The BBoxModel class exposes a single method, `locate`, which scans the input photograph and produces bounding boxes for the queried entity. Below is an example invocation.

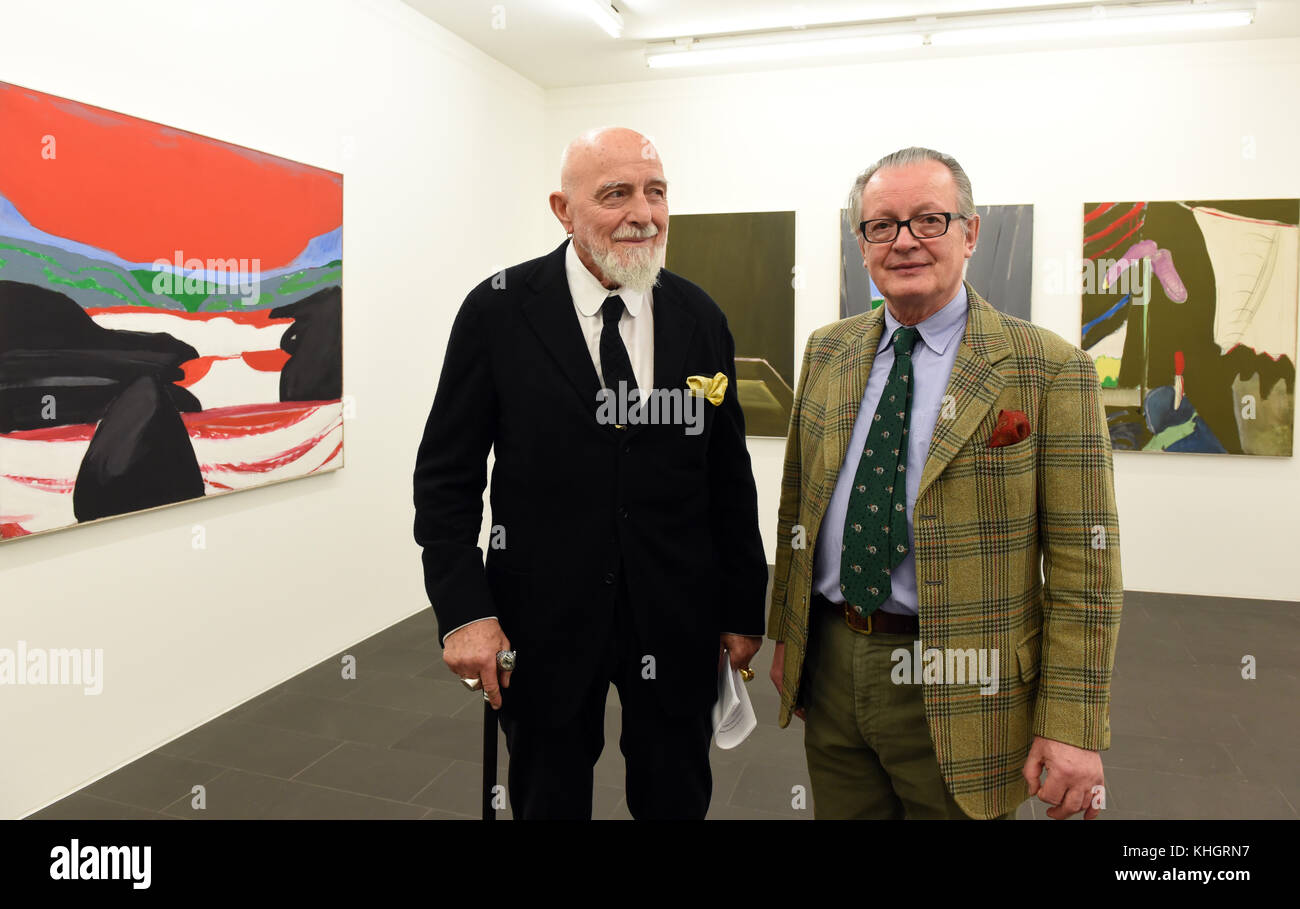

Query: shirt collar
[878,283,968,357]
[565,239,649,318]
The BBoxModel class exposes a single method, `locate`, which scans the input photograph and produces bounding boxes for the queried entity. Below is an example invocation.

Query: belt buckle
[843,604,873,635]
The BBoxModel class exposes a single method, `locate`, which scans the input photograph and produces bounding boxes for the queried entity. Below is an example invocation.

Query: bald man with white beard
[413,128,768,819]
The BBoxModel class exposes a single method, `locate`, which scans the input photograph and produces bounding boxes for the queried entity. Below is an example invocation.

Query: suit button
[603,572,616,585]
[619,507,629,518]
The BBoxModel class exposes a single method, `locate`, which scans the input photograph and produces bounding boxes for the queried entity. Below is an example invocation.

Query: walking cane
[482,649,515,820]
[482,699,497,821]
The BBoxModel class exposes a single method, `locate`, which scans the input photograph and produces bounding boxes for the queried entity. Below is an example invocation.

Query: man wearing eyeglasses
[767,147,1122,820]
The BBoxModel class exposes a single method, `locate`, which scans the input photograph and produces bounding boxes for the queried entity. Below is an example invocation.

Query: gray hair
[846,146,976,230]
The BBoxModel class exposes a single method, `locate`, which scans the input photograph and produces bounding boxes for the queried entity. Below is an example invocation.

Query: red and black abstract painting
[0,81,343,541]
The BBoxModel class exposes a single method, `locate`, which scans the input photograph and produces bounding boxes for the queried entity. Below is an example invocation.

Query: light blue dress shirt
[812,285,969,616]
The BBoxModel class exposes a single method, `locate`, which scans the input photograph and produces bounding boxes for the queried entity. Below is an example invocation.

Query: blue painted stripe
[1082,294,1131,338]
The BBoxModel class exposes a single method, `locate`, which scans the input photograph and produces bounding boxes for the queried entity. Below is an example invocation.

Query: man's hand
[443,619,512,710]
[719,633,762,678]
[1023,735,1105,819]
[769,641,805,720]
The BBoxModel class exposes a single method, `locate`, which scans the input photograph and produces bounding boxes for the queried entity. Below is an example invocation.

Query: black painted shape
[271,286,341,401]
[0,281,201,431]
[1,350,202,431]
[73,374,205,522]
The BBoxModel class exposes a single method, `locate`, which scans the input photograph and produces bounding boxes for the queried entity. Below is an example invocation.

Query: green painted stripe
[1144,412,1197,451]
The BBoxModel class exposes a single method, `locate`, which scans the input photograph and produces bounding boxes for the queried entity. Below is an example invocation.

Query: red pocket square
[987,409,1030,448]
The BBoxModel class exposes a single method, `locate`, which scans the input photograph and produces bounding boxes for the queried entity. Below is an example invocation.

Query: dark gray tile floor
[26,588,1299,820]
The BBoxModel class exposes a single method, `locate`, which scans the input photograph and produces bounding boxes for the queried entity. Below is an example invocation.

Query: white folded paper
[712,656,757,749]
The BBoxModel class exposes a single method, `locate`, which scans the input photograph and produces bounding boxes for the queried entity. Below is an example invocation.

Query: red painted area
[167,348,289,386]
[1222,342,1292,363]
[176,355,233,386]
[87,306,294,326]
[182,401,335,439]
[0,475,76,493]
[1084,202,1146,245]
[1193,208,1299,228]
[174,351,291,387]
[242,349,291,371]
[318,440,343,468]
[1,423,96,442]
[0,81,341,268]
[1083,203,1115,224]
[1092,220,1147,259]
[201,418,341,473]
[1,522,32,539]
[1174,351,1185,376]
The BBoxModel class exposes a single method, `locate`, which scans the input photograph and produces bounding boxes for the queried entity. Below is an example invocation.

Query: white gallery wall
[0,0,548,818]
[2,2,1297,821]
[545,35,1300,606]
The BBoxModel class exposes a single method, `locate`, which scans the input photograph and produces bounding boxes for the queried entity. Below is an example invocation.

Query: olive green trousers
[801,603,1018,820]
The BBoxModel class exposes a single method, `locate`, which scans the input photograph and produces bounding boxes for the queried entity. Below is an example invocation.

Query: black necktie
[600,295,639,395]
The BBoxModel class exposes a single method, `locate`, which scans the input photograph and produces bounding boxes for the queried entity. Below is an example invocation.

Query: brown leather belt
[813,592,919,635]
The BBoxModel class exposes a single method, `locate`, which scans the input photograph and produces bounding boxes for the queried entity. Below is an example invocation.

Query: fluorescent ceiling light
[583,0,624,38]
[647,32,924,68]
[931,9,1255,46]
[644,2,1255,68]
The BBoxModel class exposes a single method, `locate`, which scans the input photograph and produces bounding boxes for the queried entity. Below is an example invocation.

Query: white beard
[575,225,667,295]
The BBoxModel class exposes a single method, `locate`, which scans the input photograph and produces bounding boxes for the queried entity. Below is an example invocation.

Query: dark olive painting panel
[665,212,795,438]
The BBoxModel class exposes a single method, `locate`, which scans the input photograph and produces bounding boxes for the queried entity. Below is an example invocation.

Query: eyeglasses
[858,212,967,244]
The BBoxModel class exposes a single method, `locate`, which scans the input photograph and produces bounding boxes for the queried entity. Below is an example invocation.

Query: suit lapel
[521,241,604,419]
[825,306,886,499]
[915,284,1011,503]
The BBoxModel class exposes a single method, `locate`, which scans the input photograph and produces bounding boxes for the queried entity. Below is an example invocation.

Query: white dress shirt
[812,285,969,616]
[565,238,654,397]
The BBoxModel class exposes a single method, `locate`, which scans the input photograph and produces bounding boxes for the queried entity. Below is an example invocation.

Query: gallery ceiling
[401,0,1300,88]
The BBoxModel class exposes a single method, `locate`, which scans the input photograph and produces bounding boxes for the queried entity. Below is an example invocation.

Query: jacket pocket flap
[1016,627,1042,683]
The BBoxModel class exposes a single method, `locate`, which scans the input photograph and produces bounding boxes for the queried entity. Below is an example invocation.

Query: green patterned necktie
[840,325,920,617]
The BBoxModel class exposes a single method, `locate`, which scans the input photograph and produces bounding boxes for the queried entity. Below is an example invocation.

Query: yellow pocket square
[687,372,728,406]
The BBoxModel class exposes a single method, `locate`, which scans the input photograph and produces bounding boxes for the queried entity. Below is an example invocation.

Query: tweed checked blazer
[767,283,1123,820]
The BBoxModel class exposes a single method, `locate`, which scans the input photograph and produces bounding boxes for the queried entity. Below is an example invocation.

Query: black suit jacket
[413,240,768,726]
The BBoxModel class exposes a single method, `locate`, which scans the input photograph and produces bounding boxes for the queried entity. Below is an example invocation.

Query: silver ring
[496,650,517,672]
[461,677,482,691]
[482,691,491,702]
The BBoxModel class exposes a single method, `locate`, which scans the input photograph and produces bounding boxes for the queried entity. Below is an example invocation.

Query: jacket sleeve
[707,312,770,637]
[412,288,498,644]
[1032,348,1124,750]
[767,335,815,642]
